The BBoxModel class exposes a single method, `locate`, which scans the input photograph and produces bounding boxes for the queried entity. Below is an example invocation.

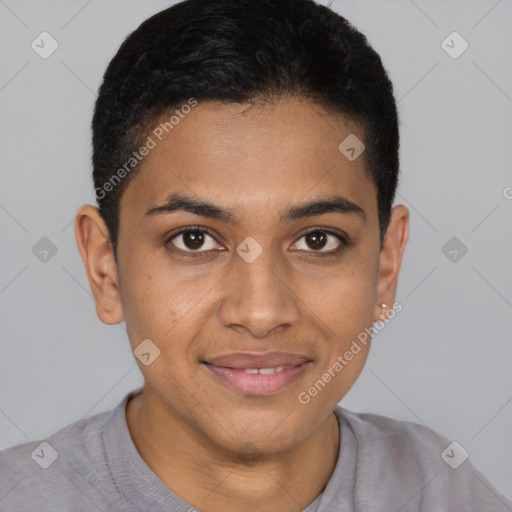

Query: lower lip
[202,362,312,396]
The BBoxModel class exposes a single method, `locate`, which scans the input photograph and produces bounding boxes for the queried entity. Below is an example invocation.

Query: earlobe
[373,205,409,322]
[74,205,124,325]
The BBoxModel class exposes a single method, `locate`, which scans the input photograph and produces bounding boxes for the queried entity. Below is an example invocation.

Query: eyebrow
[143,193,366,224]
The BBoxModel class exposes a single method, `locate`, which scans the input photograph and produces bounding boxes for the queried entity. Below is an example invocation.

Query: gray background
[1,0,511,503]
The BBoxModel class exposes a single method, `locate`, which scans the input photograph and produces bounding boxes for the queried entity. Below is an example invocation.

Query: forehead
[120,96,378,227]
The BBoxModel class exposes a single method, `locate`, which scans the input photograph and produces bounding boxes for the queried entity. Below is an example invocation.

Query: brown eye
[181,230,206,250]
[167,228,219,253]
[304,231,328,250]
[291,229,348,255]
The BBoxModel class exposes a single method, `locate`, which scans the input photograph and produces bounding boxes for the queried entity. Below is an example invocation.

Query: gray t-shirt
[1,388,510,512]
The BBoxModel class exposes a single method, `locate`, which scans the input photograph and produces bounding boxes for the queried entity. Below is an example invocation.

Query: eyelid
[165,225,350,255]
[291,226,350,255]
[165,225,222,254]
[300,226,349,241]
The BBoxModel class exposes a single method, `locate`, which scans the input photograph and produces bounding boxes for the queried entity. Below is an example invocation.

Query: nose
[218,241,301,339]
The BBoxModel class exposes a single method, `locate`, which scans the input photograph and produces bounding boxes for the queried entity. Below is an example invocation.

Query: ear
[74,205,124,325]
[373,204,409,322]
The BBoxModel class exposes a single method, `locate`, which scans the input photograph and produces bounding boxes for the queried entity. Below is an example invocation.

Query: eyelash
[165,225,351,258]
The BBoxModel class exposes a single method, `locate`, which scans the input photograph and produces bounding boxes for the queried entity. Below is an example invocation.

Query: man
[1,0,510,510]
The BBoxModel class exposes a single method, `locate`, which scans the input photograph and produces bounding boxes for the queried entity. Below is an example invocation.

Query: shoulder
[337,407,449,461]
[335,407,451,488]
[332,406,512,511]
[0,408,119,512]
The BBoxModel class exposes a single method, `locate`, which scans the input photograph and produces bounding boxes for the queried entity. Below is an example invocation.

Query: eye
[165,226,350,258]
[166,227,222,254]
[291,228,349,255]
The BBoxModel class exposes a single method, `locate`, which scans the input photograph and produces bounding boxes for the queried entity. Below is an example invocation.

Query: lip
[203,351,311,369]
[201,352,313,396]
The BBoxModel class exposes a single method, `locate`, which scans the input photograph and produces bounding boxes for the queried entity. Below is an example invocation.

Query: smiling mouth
[234,365,297,374]
[201,361,313,396]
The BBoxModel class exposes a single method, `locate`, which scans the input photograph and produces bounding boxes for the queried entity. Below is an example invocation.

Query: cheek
[119,263,210,379]
[119,269,196,393]
[117,261,180,351]
[305,257,377,332]
[298,256,376,395]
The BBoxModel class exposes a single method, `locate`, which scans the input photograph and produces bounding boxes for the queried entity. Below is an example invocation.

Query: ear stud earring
[378,303,388,321]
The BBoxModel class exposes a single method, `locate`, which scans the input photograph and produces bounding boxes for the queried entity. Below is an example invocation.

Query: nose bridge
[219,237,300,336]
[238,239,283,297]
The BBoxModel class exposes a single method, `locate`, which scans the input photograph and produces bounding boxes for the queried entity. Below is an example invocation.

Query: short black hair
[92,0,400,261]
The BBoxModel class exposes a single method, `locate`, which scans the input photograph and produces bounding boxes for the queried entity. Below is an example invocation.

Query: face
[77,96,408,456]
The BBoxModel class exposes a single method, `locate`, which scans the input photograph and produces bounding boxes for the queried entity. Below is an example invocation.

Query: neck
[126,389,340,512]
